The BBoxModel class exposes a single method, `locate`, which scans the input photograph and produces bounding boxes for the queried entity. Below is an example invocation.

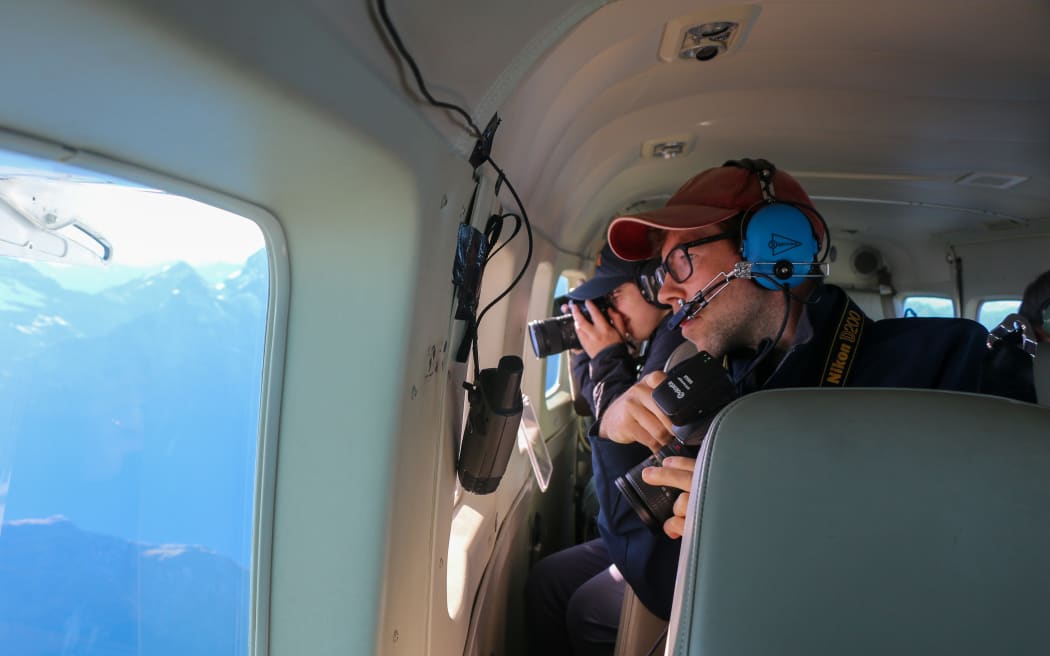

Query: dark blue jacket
[590,284,1036,619]
[571,314,685,419]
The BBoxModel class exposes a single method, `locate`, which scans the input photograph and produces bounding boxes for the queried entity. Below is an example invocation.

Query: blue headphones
[726,158,829,290]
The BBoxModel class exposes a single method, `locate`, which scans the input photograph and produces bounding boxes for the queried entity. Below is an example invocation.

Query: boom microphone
[666,269,738,330]
[667,290,707,330]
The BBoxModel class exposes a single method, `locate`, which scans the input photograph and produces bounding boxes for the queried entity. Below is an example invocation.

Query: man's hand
[641,456,696,539]
[597,371,674,452]
[569,300,627,358]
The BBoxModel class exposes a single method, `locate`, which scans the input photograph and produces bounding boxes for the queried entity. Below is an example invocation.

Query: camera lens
[614,440,699,533]
[527,314,581,358]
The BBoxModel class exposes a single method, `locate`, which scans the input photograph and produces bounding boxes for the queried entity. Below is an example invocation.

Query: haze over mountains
[0,251,268,654]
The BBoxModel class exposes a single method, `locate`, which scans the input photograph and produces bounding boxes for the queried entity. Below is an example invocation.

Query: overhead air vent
[955,172,1028,190]
[641,135,694,160]
[658,5,761,63]
[850,246,883,276]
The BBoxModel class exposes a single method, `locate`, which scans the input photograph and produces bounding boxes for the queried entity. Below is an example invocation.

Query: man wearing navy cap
[563,243,682,419]
[526,242,686,656]
[590,159,1035,623]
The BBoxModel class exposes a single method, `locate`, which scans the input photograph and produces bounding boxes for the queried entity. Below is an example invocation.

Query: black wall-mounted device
[458,355,524,494]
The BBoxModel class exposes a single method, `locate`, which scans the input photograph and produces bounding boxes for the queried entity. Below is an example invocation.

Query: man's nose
[657,275,683,306]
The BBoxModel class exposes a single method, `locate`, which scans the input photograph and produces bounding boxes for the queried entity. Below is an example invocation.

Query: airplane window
[977,299,1021,331]
[901,295,955,318]
[544,274,570,396]
[0,150,268,655]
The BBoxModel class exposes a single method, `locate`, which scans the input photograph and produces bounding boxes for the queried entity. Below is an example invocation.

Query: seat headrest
[669,388,1050,655]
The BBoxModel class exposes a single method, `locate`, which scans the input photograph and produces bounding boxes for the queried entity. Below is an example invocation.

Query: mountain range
[0,251,267,654]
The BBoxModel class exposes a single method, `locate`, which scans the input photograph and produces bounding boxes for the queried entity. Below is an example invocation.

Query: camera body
[527,296,614,358]
[614,352,736,532]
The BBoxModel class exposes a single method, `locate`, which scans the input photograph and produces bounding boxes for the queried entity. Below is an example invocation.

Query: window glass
[901,295,955,318]
[0,149,268,655]
[977,299,1021,331]
[544,275,570,396]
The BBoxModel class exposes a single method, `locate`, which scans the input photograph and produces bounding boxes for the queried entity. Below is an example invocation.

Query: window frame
[0,139,291,656]
[976,298,1022,331]
[900,294,957,318]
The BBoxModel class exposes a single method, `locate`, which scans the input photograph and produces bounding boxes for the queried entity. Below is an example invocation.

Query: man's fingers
[615,397,667,451]
[663,514,686,540]
[568,302,586,324]
[640,370,668,387]
[641,463,693,492]
[597,377,680,450]
[672,490,690,518]
[634,371,674,437]
[638,389,675,436]
[661,456,697,475]
[628,405,674,451]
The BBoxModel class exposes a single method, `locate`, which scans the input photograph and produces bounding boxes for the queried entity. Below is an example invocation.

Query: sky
[0,149,264,267]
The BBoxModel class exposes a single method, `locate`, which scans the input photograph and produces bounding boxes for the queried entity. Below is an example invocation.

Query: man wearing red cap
[587,159,1034,623]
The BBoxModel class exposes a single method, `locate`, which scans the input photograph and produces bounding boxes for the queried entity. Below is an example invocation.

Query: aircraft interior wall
[2,2,1047,656]
[0,3,538,654]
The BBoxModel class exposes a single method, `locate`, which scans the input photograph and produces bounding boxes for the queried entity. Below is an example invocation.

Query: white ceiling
[54,0,1050,280]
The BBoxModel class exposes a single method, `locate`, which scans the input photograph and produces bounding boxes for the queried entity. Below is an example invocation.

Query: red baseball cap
[607,163,823,261]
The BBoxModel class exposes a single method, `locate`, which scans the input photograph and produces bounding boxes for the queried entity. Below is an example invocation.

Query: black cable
[486,212,522,262]
[468,158,534,378]
[374,0,482,137]
[467,210,522,378]
[372,2,534,378]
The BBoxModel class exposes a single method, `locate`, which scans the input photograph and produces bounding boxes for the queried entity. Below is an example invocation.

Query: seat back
[1035,341,1050,405]
[668,388,1050,656]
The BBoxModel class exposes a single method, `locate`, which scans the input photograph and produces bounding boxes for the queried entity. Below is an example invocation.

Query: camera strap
[817,294,869,387]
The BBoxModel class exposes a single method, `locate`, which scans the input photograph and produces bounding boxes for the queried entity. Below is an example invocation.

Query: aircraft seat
[666,387,1050,655]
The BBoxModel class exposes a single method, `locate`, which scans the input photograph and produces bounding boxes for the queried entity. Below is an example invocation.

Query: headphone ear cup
[637,260,671,308]
[740,203,819,290]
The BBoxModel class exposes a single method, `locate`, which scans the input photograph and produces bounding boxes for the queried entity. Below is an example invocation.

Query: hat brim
[566,273,631,301]
[608,204,739,261]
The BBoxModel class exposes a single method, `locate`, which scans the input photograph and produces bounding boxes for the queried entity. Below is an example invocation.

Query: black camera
[527,296,613,358]
[614,352,736,532]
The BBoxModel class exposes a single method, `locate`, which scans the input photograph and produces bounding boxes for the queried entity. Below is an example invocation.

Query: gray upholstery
[1035,341,1050,405]
[667,388,1050,656]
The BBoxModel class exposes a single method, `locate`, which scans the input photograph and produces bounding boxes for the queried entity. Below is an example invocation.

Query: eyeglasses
[656,233,734,284]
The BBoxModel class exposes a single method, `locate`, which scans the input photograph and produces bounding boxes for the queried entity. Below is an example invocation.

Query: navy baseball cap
[566,243,638,301]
